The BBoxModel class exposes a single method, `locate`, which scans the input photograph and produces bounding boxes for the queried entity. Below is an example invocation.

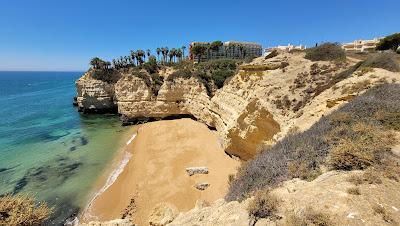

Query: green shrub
[140,56,159,74]
[91,69,120,83]
[359,52,400,72]
[305,43,346,61]
[150,73,164,95]
[376,33,400,51]
[196,58,238,71]
[0,195,53,226]
[166,69,193,81]
[211,69,234,88]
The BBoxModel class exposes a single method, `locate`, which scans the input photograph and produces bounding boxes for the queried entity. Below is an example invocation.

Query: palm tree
[169,48,175,63]
[130,50,137,66]
[165,47,169,63]
[156,48,161,62]
[181,46,186,59]
[161,47,166,63]
[137,50,145,65]
[146,49,151,61]
[176,49,183,62]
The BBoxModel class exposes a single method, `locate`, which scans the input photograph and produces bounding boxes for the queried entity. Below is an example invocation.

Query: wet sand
[81,118,239,225]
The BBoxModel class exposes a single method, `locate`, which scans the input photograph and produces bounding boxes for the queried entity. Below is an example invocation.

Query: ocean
[0,71,131,225]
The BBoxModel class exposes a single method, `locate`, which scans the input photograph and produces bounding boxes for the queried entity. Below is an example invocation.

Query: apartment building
[342,38,382,52]
[266,44,306,53]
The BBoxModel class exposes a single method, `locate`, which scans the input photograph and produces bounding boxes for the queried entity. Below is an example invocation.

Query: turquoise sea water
[0,71,130,225]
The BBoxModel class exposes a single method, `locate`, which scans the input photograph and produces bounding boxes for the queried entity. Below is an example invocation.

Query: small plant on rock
[247,189,279,226]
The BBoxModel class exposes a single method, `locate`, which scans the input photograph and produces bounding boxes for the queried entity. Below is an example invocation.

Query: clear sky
[0,0,399,71]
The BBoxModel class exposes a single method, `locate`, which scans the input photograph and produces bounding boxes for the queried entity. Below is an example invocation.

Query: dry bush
[247,189,279,226]
[265,49,279,59]
[285,208,332,226]
[226,84,400,201]
[357,67,374,76]
[0,195,53,226]
[328,122,396,170]
[360,52,400,72]
[378,159,400,181]
[347,187,361,195]
[305,43,346,62]
[341,80,371,94]
[374,110,400,131]
[347,174,364,185]
[372,204,395,224]
[240,64,280,71]
[326,95,355,108]
[363,168,383,184]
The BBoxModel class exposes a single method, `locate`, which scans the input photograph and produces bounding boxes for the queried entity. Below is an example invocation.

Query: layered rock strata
[76,52,400,159]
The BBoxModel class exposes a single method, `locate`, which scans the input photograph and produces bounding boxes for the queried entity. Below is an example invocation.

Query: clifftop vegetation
[88,45,242,96]
[0,195,53,226]
[227,84,400,201]
[376,33,400,52]
[305,43,346,61]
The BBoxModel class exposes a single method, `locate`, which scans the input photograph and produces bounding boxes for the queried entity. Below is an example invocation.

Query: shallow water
[0,71,130,225]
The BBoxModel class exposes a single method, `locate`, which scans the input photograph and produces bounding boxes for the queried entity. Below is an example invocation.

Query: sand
[81,118,239,225]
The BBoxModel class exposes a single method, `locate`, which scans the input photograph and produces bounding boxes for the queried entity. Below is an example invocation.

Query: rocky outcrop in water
[76,72,117,113]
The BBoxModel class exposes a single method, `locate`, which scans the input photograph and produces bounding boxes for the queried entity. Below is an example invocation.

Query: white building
[266,44,306,53]
[342,38,382,52]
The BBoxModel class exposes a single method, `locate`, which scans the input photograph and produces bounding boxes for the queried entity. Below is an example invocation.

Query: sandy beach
[81,118,239,225]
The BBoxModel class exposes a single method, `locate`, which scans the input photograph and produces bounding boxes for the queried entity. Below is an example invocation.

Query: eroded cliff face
[76,72,117,113]
[76,52,400,160]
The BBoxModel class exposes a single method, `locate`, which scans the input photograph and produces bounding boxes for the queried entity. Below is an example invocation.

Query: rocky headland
[76,49,400,226]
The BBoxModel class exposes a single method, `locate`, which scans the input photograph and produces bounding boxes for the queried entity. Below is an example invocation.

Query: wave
[126,133,137,145]
[79,133,137,223]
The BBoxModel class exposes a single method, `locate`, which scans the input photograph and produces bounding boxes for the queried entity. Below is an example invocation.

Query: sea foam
[80,133,136,222]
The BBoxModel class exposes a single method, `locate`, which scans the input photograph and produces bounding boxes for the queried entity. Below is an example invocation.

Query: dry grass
[240,64,280,71]
[347,187,361,195]
[0,195,53,226]
[227,84,400,201]
[305,43,346,62]
[360,52,400,72]
[285,208,332,226]
[347,174,364,185]
[328,122,396,170]
[372,204,396,224]
[247,189,280,226]
[356,67,374,76]
[363,168,383,184]
[326,95,355,108]
[341,80,371,94]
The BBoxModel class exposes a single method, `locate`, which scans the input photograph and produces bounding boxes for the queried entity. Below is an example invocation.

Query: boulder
[148,203,178,226]
[194,183,210,191]
[78,219,134,226]
[185,167,209,176]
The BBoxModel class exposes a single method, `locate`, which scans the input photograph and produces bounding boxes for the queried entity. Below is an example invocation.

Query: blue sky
[0,0,398,71]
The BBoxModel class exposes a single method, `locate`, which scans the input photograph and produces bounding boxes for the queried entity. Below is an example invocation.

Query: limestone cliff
[75,52,400,159]
[76,71,117,113]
